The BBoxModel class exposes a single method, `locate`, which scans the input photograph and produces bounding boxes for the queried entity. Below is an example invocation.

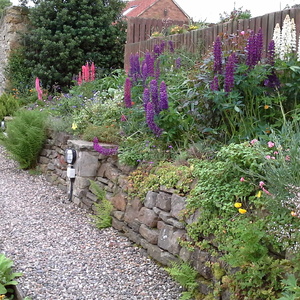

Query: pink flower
[268,141,275,148]
[35,77,43,100]
[271,156,276,159]
[262,187,271,195]
[121,114,127,122]
[250,139,258,145]
[240,177,245,182]
[265,155,271,159]
[240,31,245,35]
[259,181,265,188]
[285,155,291,161]
[274,151,279,155]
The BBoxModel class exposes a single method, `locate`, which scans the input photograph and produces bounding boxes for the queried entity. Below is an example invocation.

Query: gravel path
[0,146,182,300]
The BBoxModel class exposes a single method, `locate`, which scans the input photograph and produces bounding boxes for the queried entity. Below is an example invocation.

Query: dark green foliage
[23,0,127,90]
[0,0,12,15]
[0,109,47,169]
[0,93,19,120]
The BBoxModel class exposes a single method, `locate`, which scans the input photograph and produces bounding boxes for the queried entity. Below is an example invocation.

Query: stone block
[179,247,193,262]
[123,226,141,245]
[156,192,172,211]
[86,191,98,202]
[147,243,178,266]
[170,194,187,220]
[139,224,159,244]
[76,151,99,177]
[105,166,121,182]
[112,210,124,221]
[157,224,185,255]
[191,248,213,279]
[138,207,158,228]
[112,217,124,231]
[110,192,127,211]
[75,177,91,189]
[128,219,141,232]
[124,197,142,225]
[166,218,185,229]
[97,162,110,177]
[144,191,158,208]
[158,210,172,223]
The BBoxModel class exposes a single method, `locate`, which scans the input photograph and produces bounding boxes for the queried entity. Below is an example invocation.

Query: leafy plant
[0,109,47,169]
[278,274,300,300]
[0,93,19,121]
[0,254,22,296]
[165,261,199,300]
[89,180,113,229]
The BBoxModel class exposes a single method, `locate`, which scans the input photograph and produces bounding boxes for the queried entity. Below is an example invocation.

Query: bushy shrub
[0,93,19,120]
[0,109,47,169]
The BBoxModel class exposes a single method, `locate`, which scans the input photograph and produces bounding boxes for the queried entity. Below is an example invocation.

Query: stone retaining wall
[39,131,228,299]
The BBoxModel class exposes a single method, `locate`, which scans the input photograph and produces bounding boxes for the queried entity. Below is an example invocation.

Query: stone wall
[39,131,229,299]
[0,6,29,93]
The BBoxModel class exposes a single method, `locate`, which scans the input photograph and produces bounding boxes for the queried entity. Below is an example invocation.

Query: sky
[175,0,300,23]
[9,0,300,23]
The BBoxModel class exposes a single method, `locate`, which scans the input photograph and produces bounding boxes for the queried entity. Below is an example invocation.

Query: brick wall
[140,0,189,22]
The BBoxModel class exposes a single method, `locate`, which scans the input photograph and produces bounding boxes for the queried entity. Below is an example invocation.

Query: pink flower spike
[250,139,258,145]
[268,141,275,148]
[35,77,43,100]
[259,181,265,188]
[240,177,245,182]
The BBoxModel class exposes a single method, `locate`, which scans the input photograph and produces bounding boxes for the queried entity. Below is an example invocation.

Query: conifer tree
[23,0,126,90]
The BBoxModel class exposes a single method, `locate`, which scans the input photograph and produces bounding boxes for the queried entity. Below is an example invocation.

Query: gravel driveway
[0,146,182,300]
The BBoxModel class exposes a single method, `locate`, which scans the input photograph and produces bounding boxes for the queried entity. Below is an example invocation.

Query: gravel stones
[0,146,182,299]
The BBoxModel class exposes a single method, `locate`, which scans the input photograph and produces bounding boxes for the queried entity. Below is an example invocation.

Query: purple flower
[124,77,132,108]
[213,36,223,74]
[141,61,148,83]
[175,57,181,68]
[145,51,154,77]
[245,29,263,68]
[154,44,161,58]
[143,87,150,110]
[210,75,219,91]
[150,79,160,114]
[224,53,236,93]
[93,137,118,156]
[168,40,174,53]
[264,40,280,89]
[266,40,276,66]
[146,102,163,136]
[159,81,168,110]
[129,53,140,82]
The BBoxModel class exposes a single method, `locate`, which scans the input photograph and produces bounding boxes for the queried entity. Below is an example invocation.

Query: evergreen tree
[23,0,126,90]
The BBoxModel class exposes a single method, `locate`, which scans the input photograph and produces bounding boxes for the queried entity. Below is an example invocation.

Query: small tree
[23,0,126,90]
[0,0,12,15]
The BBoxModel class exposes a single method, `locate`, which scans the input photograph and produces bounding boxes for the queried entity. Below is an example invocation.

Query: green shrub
[0,93,19,121]
[0,109,47,169]
[0,253,22,296]
[89,180,113,229]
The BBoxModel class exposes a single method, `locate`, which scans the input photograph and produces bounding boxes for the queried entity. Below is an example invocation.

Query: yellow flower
[264,105,270,109]
[72,122,78,130]
[291,211,298,217]
[234,202,242,208]
[255,190,262,198]
[238,208,247,214]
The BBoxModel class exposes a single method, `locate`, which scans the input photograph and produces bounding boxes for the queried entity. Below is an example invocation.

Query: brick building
[122,0,190,22]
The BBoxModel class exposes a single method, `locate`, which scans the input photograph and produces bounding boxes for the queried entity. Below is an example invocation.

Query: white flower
[291,18,297,51]
[280,15,296,60]
[273,23,281,58]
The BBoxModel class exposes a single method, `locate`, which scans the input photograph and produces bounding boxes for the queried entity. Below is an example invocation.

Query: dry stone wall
[0,6,29,93]
[39,131,230,299]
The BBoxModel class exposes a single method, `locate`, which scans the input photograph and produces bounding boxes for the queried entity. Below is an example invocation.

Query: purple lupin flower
[224,53,236,93]
[159,81,168,110]
[255,28,263,63]
[210,75,219,91]
[143,87,150,110]
[150,79,160,114]
[264,40,280,89]
[93,137,118,156]
[213,36,223,74]
[146,102,163,136]
[129,53,141,82]
[154,44,161,58]
[145,51,154,77]
[141,60,148,84]
[175,57,181,69]
[124,77,132,108]
[168,40,174,53]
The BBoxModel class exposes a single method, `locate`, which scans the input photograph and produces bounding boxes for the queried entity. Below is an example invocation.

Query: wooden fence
[124,8,300,71]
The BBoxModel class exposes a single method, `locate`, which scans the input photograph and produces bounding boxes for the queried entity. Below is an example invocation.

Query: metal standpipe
[65,149,77,202]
